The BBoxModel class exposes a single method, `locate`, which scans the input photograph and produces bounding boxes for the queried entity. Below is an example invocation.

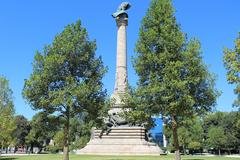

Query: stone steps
[77,126,162,155]
[94,130,145,133]
[93,127,146,139]
[94,135,145,139]
[94,132,145,136]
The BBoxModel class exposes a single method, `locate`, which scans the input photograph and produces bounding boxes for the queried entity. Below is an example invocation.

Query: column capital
[116,14,128,27]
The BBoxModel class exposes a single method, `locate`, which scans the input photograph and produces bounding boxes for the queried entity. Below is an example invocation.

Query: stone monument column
[77,2,162,155]
[112,13,128,106]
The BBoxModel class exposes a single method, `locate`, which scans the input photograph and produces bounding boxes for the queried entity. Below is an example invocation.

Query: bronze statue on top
[112,2,131,18]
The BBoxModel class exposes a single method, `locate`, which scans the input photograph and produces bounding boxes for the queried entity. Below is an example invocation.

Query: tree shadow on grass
[0,157,17,160]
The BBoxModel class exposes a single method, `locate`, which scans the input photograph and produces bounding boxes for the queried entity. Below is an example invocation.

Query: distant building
[150,117,167,147]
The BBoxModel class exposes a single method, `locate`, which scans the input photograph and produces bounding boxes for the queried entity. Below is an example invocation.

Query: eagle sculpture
[112,2,131,18]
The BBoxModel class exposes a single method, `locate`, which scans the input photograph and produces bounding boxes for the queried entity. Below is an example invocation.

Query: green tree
[23,20,107,160]
[187,118,204,154]
[25,112,59,153]
[221,112,239,154]
[12,115,31,151]
[207,127,226,155]
[69,115,92,150]
[47,115,93,153]
[203,112,224,131]
[236,117,240,154]
[0,76,16,153]
[164,116,204,154]
[53,130,65,150]
[223,33,240,108]
[203,112,240,154]
[127,0,218,159]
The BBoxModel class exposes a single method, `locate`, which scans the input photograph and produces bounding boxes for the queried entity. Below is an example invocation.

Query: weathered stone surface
[76,127,162,155]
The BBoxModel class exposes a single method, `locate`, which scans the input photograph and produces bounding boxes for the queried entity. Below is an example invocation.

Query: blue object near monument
[150,118,164,146]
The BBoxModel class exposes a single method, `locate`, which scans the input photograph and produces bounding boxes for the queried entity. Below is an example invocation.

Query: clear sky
[0,0,239,119]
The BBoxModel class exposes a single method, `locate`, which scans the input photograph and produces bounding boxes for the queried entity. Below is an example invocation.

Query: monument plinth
[77,2,162,155]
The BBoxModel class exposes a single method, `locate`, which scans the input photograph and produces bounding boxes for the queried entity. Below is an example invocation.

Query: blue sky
[0,0,239,119]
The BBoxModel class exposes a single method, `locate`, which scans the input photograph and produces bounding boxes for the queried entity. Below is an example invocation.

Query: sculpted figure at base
[103,1,132,129]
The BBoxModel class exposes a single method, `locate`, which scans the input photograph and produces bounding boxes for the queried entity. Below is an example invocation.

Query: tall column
[112,13,128,106]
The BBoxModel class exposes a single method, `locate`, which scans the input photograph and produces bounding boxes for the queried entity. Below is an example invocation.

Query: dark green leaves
[133,0,218,120]
[23,20,107,117]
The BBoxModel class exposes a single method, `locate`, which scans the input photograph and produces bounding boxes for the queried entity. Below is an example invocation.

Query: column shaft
[114,23,127,93]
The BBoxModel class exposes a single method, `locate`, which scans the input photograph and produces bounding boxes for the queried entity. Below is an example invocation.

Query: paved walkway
[1,153,240,158]
[224,155,240,158]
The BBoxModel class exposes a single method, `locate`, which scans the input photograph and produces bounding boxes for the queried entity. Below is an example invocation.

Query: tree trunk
[183,145,186,155]
[172,116,181,160]
[63,107,70,160]
[39,147,42,154]
[1,144,3,156]
[63,144,69,160]
[31,144,33,154]
[218,148,221,156]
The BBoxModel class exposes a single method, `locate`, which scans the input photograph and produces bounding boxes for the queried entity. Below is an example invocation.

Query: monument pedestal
[77,127,162,155]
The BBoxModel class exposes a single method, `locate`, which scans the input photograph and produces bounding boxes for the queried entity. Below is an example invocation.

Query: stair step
[95,130,145,133]
[94,135,145,139]
[94,132,145,136]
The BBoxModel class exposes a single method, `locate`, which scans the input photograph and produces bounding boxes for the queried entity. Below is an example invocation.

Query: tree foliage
[125,0,218,159]
[22,20,107,160]
[53,130,65,150]
[223,33,240,108]
[207,127,226,155]
[164,116,204,154]
[164,112,240,155]
[12,115,31,149]
[26,112,58,153]
[203,112,240,154]
[69,115,92,150]
[0,76,16,150]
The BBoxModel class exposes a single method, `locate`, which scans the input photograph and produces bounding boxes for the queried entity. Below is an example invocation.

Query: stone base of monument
[76,127,162,155]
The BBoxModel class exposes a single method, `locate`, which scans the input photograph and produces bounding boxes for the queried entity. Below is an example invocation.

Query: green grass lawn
[0,154,239,160]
